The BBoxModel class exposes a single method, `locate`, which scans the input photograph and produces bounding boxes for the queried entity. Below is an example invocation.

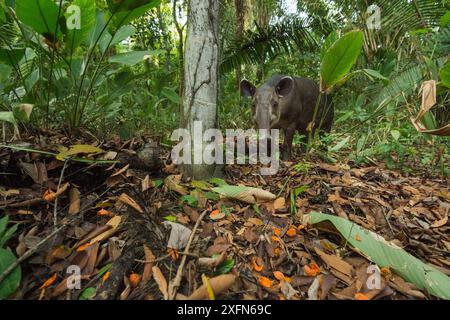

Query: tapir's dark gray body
[240,75,334,160]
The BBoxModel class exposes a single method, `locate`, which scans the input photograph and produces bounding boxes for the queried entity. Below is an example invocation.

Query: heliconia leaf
[320,30,363,91]
[304,212,450,300]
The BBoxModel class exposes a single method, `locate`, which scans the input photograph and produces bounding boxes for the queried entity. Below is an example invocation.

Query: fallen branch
[168,209,208,300]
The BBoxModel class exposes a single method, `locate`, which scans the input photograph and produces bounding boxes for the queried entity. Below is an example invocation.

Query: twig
[135,252,200,264]
[53,160,68,229]
[0,221,68,285]
[168,209,208,300]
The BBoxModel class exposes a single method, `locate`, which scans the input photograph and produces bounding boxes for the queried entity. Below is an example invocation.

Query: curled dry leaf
[68,187,80,215]
[118,193,143,214]
[185,274,236,300]
[163,221,192,250]
[212,185,276,204]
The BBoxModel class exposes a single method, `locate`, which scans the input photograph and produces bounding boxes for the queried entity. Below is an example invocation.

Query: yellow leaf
[202,274,215,300]
[56,144,104,161]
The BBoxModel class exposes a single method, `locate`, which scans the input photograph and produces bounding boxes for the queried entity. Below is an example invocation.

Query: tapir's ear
[240,80,256,98]
[276,76,294,97]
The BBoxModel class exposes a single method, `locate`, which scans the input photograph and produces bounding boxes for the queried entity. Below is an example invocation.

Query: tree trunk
[235,0,244,89]
[181,0,220,180]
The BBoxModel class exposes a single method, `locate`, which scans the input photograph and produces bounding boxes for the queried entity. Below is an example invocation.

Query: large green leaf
[440,61,450,88]
[15,0,61,36]
[99,25,136,53]
[0,64,12,83]
[109,50,163,66]
[66,0,96,49]
[304,212,450,300]
[0,48,25,67]
[320,30,363,91]
[107,0,161,29]
[0,248,21,300]
[0,112,16,126]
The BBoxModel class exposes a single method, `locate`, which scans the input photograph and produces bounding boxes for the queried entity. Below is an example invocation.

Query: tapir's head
[240,76,294,130]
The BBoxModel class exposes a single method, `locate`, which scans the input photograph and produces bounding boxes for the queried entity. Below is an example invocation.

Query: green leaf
[440,11,450,27]
[391,130,401,141]
[0,224,18,248]
[99,25,136,53]
[209,178,228,187]
[329,136,350,152]
[0,64,12,83]
[0,216,7,239]
[362,69,389,82]
[320,31,339,60]
[0,248,21,300]
[161,87,180,104]
[305,213,450,300]
[440,62,450,88]
[153,179,163,188]
[79,287,96,300]
[320,30,363,91]
[216,259,235,275]
[0,48,25,67]
[180,195,198,207]
[109,50,163,66]
[163,215,177,222]
[97,263,112,277]
[0,112,16,126]
[109,0,161,28]
[15,0,61,36]
[66,0,96,49]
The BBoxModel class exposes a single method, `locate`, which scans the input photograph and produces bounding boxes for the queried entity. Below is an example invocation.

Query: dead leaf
[183,275,236,300]
[163,221,192,250]
[118,193,143,214]
[152,266,168,300]
[68,188,80,215]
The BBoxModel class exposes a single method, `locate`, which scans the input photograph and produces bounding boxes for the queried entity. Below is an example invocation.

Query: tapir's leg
[282,126,296,160]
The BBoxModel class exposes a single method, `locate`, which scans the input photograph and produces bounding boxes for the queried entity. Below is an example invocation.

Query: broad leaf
[0,48,25,67]
[0,248,21,300]
[66,0,96,50]
[107,0,161,29]
[440,61,450,88]
[0,112,16,126]
[304,213,450,300]
[15,0,61,36]
[320,30,363,91]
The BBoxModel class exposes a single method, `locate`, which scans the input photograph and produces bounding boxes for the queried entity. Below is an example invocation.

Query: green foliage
[0,216,20,300]
[320,30,363,91]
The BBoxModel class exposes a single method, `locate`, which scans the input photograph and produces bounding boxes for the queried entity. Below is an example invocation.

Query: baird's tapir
[240,75,334,160]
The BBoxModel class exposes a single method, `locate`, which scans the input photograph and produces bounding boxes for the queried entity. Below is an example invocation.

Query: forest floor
[0,131,449,300]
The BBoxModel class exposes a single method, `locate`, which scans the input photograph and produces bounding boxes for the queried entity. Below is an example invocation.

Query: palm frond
[220,15,334,73]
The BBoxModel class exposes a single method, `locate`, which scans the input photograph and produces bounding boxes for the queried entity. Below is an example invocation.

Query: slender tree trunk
[235,0,244,89]
[173,0,185,98]
[181,0,220,180]
[157,3,171,70]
